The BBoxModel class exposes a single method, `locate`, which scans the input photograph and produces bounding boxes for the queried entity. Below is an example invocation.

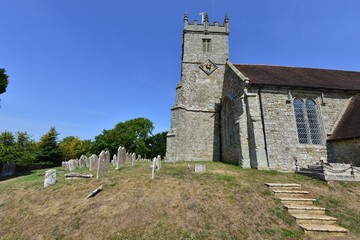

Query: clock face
[199,59,218,75]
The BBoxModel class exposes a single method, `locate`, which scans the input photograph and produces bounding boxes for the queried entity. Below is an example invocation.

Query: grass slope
[0,161,359,240]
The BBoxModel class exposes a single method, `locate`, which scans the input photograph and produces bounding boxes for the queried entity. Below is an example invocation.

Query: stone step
[272,189,309,198]
[285,205,326,215]
[299,223,349,238]
[279,197,316,206]
[291,213,337,225]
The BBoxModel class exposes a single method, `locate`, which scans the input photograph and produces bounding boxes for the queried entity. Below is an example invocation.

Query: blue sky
[1,0,359,141]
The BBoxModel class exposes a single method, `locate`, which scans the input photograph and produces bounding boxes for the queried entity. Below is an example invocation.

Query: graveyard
[1,160,360,239]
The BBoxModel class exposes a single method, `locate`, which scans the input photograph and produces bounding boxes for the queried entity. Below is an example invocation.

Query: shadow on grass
[0,170,35,183]
[0,164,56,183]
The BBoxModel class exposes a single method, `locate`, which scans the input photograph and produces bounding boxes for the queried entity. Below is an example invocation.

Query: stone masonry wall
[166,108,219,161]
[221,63,249,166]
[166,14,228,162]
[260,89,351,170]
[328,138,360,167]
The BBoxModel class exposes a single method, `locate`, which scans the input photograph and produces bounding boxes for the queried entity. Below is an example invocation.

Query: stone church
[165,13,360,170]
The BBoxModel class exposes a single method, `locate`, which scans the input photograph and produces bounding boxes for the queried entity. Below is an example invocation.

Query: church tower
[166,13,229,162]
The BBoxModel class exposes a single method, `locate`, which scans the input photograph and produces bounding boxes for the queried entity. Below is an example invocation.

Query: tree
[146,131,167,159]
[0,68,9,94]
[59,136,93,161]
[0,131,16,164]
[14,132,37,166]
[37,127,62,166]
[92,118,154,157]
[0,131,37,166]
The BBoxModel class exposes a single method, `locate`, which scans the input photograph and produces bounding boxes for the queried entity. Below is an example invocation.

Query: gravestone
[1,162,16,177]
[79,155,87,168]
[194,164,206,173]
[131,153,136,166]
[121,147,126,164]
[97,151,109,179]
[62,161,68,169]
[152,157,156,179]
[111,154,117,167]
[116,147,126,169]
[156,155,161,170]
[105,151,110,173]
[84,156,90,168]
[44,169,57,187]
[89,154,98,171]
[68,159,77,172]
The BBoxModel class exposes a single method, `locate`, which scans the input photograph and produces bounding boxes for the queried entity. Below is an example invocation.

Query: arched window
[293,97,323,144]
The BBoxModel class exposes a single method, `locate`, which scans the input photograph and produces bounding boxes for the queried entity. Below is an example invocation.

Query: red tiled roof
[328,94,360,140]
[233,64,360,91]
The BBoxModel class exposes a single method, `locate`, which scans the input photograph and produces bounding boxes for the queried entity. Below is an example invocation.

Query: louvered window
[293,97,323,144]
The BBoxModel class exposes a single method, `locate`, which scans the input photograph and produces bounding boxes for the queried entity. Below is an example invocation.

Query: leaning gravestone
[44,169,56,187]
[1,162,16,177]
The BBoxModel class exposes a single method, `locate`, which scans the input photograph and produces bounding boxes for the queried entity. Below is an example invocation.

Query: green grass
[0,161,360,239]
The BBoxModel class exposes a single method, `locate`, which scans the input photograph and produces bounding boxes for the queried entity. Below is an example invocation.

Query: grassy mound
[0,161,359,239]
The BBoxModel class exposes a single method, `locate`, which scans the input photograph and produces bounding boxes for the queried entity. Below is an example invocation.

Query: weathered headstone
[62,161,68,169]
[84,156,90,168]
[121,147,126,164]
[79,155,87,168]
[105,151,110,173]
[152,157,156,179]
[1,162,16,177]
[131,153,136,166]
[156,155,161,170]
[111,154,117,167]
[116,147,126,169]
[97,151,109,179]
[44,169,56,187]
[89,154,98,171]
[195,164,206,173]
[68,159,77,171]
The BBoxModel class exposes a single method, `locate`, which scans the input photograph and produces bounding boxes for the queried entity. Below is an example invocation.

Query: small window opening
[202,39,211,52]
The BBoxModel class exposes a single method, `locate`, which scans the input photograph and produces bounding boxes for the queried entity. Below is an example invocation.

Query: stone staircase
[265,183,349,239]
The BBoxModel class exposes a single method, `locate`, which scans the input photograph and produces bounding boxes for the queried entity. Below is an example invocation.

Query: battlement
[183,13,229,34]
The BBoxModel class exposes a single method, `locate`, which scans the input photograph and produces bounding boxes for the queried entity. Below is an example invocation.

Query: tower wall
[166,14,229,162]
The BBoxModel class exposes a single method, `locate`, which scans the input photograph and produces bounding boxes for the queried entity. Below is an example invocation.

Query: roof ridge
[233,63,360,73]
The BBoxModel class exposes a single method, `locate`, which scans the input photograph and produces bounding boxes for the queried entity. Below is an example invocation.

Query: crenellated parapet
[183,12,229,35]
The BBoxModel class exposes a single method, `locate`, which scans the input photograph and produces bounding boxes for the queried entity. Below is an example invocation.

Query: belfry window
[202,39,211,52]
[293,97,323,144]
